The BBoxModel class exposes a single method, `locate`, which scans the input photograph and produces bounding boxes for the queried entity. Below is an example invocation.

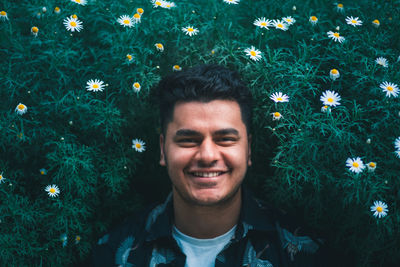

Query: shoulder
[91,205,155,267]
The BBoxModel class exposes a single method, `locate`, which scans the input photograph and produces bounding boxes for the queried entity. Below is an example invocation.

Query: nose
[196,138,220,167]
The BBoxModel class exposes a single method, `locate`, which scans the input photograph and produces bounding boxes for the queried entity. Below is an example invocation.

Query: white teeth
[192,172,222,178]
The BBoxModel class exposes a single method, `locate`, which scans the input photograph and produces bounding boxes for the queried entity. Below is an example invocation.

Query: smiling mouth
[190,171,227,178]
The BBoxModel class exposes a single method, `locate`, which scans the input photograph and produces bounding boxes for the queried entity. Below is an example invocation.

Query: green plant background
[1,0,399,266]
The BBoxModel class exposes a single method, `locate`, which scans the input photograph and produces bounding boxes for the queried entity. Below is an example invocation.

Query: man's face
[160,100,251,207]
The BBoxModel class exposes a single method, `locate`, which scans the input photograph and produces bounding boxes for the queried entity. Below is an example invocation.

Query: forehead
[167,100,246,134]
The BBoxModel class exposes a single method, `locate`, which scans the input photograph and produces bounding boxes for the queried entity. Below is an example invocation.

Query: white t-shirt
[172,225,237,267]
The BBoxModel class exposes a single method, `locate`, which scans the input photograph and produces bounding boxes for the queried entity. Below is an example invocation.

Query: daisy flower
[394,137,400,150]
[346,16,362,27]
[72,14,78,19]
[75,235,81,244]
[132,82,141,92]
[320,90,341,106]
[63,16,83,32]
[31,26,39,37]
[152,0,166,8]
[164,1,176,8]
[346,157,365,173]
[223,0,240,4]
[380,81,399,98]
[155,43,164,52]
[327,31,345,43]
[330,69,340,80]
[321,105,330,113]
[282,16,296,25]
[54,7,61,14]
[182,26,199,36]
[375,57,388,68]
[172,65,182,71]
[309,16,318,25]
[272,20,288,31]
[372,19,380,28]
[335,3,344,13]
[60,233,68,247]
[370,201,388,218]
[271,112,282,120]
[45,184,60,197]
[0,173,6,184]
[117,15,134,28]
[0,11,8,21]
[244,46,262,61]
[253,17,272,29]
[137,8,144,15]
[71,0,87,5]
[270,92,289,103]
[132,13,141,23]
[126,54,134,62]
[367,162,376,172]
[40,168,48,175]
[132,139,146,152]
[86,79,105,92]
[15,103,28,115]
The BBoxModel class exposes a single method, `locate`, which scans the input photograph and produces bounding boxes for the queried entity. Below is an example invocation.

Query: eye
[215,136,238,145]
[176,138,199,147]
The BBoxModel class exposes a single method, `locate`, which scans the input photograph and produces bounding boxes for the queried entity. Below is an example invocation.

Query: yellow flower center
[311,16,317,21]
[327,97,334,103]
[351,20,357,24]
[323,105,328,109]
[136,143,141,148]
[137,8,144,14]
[156,43,163,48]
[76,0,81,3]
[70,21,77,27]
[55,7,60,12]
[369,162,376,168]
[387,86,393,91]
[376,206,383,212]
[123,19,130,25]
[276,97,283,101]
[331,69,338,74]
[352,162,359,168]
[31,27,39,33]
[18,104,25,110]
[261,22,267,26]
[134,13,140,19]
[93,84,99,89]
[76,236,81,241]
[72,14,78,19]
[126,55,132,60]
[373,19,380,24]
[250,51,256,57]
[0,175,3,179]
[134,83,140,88]
[174,65,180,69]
[274,112,281,117]
[0,11,6,16]
[41,171,45,175]
[155,1,162,6]
[49,188,56,193]
[277,23,283,28]
[333,32,340,38]
[286,19,292,22]
[338,4,343,8]
[187,28,194,32]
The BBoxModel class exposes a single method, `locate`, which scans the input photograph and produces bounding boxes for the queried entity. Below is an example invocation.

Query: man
[93,64,324,266]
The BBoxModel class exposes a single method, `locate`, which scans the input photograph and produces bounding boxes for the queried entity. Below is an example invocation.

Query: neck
[173,188,242,239]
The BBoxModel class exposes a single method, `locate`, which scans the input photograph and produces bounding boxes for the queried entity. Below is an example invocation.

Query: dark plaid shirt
[92,189,326,267]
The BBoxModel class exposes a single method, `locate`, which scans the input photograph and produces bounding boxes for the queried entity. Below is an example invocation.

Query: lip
[185,170,229,186]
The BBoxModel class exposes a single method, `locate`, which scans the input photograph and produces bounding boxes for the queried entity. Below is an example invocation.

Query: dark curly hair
[155,64,253,135]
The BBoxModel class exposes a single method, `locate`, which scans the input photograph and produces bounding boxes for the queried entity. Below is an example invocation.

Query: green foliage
[1,0,399,266]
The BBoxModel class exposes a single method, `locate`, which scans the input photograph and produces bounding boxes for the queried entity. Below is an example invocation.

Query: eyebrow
[175,128,239,136]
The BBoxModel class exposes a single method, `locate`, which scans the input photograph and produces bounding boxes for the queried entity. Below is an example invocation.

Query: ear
[159,134,166,166]
[247,134,252,166]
